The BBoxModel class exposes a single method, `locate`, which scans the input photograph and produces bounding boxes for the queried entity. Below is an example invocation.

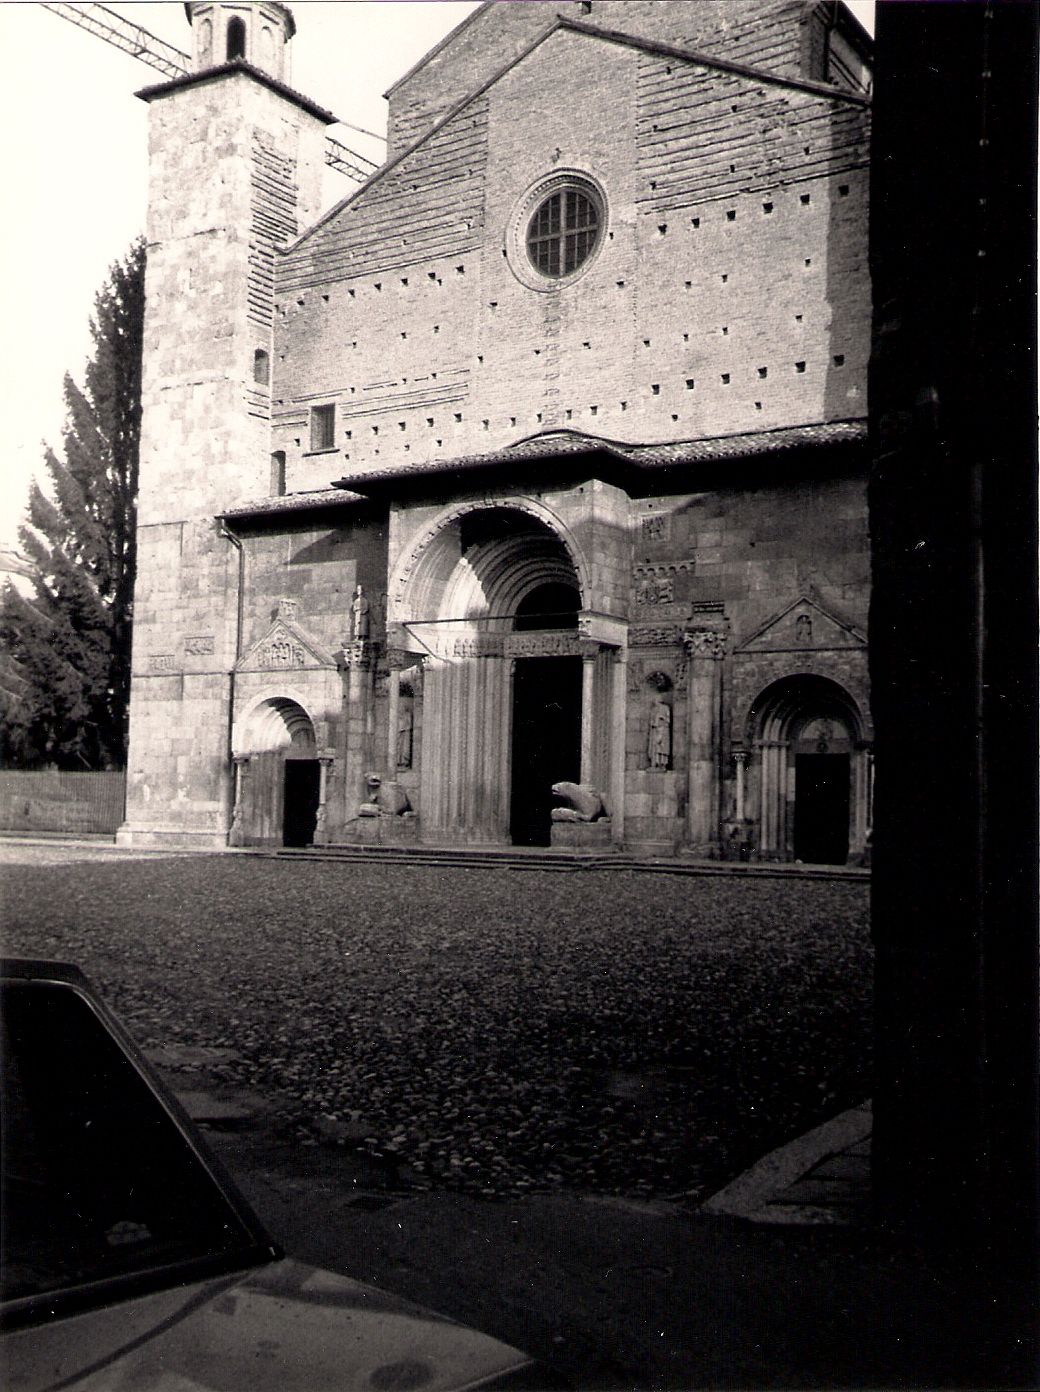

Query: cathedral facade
[120,0,873,862]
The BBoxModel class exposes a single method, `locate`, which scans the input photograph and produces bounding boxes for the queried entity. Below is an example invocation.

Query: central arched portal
[391,505,600,847]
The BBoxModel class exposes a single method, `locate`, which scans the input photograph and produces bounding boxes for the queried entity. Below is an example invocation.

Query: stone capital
[684,625,729,661]
[386,646,423,671]
[338,639,376,671]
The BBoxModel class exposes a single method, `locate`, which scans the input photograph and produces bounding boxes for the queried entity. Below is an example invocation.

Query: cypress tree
[0,241,144,769]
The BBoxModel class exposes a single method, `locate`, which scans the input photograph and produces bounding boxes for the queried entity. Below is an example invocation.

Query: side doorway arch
[748,675,870,865]
[233,697,319,847]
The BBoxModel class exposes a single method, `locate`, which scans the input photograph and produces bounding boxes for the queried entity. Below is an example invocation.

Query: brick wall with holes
[273,22,870,496]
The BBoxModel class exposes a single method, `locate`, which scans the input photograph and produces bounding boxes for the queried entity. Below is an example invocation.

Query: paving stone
[773,1176,866,1205]
[171,1088,264,1124]
[812,1153,871,1182]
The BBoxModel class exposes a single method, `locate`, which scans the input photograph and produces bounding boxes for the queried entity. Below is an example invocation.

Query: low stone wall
[0,771,126,835]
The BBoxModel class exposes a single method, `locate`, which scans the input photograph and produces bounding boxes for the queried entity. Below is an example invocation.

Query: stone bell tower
[186,1,294,82]
[119,3,334,846]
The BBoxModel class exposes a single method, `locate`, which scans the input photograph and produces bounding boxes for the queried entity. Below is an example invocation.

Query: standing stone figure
[351,584,370,640]
[397,701,414,769]
[648,698,672,770]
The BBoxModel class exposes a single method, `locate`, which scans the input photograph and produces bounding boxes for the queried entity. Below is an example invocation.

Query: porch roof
[332,419,868,501]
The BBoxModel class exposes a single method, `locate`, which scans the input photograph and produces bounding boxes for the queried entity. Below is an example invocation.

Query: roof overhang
[218,488,368,524]
[333,421,869,503]
[136,61,336,124]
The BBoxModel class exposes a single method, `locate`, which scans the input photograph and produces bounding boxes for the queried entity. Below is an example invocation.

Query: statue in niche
[351,585,370,640]
[795,612,813,645]
[397,701,414,770]
[648,698,672,770]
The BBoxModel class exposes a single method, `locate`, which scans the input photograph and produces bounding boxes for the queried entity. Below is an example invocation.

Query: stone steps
[270,844,869,881]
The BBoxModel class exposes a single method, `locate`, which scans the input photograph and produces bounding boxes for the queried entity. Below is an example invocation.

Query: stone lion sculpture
[550,782,606,822]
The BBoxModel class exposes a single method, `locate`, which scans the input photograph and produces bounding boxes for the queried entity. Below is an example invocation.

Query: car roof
[1,958,88,984]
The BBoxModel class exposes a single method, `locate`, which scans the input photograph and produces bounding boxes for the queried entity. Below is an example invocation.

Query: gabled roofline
[561,15,871,106]
[383,2,874,102]
[734,589,868,652]
[383,1,491,100]
[281,13,870,256]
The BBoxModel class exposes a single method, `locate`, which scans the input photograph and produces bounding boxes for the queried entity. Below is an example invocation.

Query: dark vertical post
[869,1,1038,1376]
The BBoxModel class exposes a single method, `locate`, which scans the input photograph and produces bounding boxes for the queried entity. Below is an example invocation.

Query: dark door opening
[510,657,582,847]
[283,760,320,847]
[794,753,850,864]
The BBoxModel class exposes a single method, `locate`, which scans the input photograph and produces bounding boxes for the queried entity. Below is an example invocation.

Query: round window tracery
[507,172,607,291]
[526,188,600,279]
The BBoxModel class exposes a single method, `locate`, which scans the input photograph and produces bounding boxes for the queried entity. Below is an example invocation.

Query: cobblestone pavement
[1,839,871,1203]
[2,840,1019,1390]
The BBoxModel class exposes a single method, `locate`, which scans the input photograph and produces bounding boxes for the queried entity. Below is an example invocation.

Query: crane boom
[42,2,190,79]
[326,134,378,180]
[42,2,384,182]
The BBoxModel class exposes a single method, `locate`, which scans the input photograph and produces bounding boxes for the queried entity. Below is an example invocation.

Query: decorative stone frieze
[640,514,672,544]
[256,634,307,667]
[452,635,506,659]
[240,611,337,672]
[184,634,215,655]
[630,624,683,647]
[504,632,582,658]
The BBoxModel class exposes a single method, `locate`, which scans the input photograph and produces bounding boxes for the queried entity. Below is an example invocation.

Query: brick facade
[121,0,873,862]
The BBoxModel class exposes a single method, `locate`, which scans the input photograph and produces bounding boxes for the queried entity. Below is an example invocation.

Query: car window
[1,980,262,1311]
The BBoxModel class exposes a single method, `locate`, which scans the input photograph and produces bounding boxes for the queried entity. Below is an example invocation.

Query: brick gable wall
[386,0,856,154]
[273,25,868,495]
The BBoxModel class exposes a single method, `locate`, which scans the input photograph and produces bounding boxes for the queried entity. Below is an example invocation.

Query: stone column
[314,753,334,845]
[339,639,375,824]
[733,749,749,822]
[610,649,628,840]
[386,670,401,775]
[757,738,783,855]
[683,621,728,854]
[228,755,249,847]
[580,643,598,784]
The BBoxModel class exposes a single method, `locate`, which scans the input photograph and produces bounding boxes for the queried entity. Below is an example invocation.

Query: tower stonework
[118,4,332,846]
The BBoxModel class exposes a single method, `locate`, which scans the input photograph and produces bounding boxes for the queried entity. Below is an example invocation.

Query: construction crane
[42,2,382,182]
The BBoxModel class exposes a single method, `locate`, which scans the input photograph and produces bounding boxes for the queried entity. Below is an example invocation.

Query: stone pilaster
[683,619,729,854]
[339,640,377,825]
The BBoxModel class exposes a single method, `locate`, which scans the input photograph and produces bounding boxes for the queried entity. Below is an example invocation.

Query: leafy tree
[0,242,144,769]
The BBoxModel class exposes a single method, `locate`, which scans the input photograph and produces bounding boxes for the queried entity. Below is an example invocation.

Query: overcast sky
[0,0,874,552]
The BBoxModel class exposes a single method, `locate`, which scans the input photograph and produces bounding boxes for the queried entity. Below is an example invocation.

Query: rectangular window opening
[310,404,335,452]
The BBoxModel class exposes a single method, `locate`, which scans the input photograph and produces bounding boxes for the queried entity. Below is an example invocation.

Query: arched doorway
[388,503,592,845]
[233,697,318,847]
[749,675,869,865]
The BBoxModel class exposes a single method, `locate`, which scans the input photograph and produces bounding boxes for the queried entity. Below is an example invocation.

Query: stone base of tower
[116,820,230,850]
